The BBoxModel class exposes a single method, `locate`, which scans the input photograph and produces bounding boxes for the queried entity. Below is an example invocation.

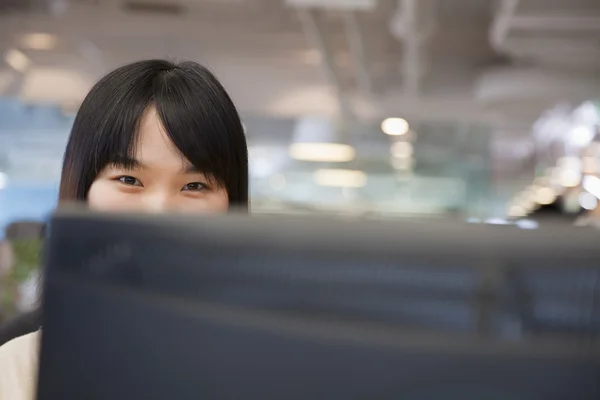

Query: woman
[0,59,249,399]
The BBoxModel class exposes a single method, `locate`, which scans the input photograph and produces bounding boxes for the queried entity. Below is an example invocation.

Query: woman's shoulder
[0,329,40,357]
[0,330,40,400]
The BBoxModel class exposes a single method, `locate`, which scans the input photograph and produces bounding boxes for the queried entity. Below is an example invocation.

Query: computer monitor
[37,210,600,399]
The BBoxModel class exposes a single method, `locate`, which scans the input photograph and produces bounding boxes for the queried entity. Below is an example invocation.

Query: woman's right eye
[117,176,143,187]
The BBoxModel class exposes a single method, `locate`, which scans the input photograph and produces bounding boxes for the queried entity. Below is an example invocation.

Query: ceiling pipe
[343,11,373,97]
[389,0,436,97]
[400,0,419,96]
[296,8,355,120]
[490,0,519,53]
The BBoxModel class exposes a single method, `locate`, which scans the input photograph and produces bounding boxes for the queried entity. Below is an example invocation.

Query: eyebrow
[110,156,203,174]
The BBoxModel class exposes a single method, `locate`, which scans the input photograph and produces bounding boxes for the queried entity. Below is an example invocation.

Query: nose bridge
[141,189,173,213]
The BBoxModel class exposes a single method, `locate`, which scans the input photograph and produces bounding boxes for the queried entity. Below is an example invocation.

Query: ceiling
[0,0,599,126]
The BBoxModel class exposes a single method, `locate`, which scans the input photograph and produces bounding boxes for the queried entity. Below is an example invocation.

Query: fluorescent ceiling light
[5,49,30,72]
[20,33,59,50]
[381,118,409,136]
[289,143,355,162]
[314,169,367,188]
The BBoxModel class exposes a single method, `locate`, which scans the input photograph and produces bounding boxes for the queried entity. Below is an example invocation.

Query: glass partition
[0,99,497,230]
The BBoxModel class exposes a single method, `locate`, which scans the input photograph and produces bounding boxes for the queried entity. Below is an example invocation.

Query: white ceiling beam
[510,14,600,31]
[491,0,600,56]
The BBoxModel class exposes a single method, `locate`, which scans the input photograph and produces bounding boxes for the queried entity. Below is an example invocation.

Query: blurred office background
[0,0,599,230]
[0,0,599,321]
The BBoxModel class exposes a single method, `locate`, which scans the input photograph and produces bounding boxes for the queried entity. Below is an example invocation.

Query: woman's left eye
[182,182,206,192]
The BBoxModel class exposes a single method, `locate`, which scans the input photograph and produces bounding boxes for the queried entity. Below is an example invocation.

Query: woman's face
[88,107,229,213]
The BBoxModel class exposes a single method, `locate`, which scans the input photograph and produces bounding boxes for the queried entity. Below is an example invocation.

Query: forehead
[134,107,191,168]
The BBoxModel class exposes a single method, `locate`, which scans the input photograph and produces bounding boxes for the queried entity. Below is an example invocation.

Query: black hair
[59,59,249,209]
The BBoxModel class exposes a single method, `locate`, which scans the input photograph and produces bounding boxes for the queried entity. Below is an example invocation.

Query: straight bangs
[92,95,149,176]
[59,61,159,201]
[153,63,247,206]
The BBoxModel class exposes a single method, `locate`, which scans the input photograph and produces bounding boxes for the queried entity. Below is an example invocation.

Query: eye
[182,182,207,192]
[116,176,143,187]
